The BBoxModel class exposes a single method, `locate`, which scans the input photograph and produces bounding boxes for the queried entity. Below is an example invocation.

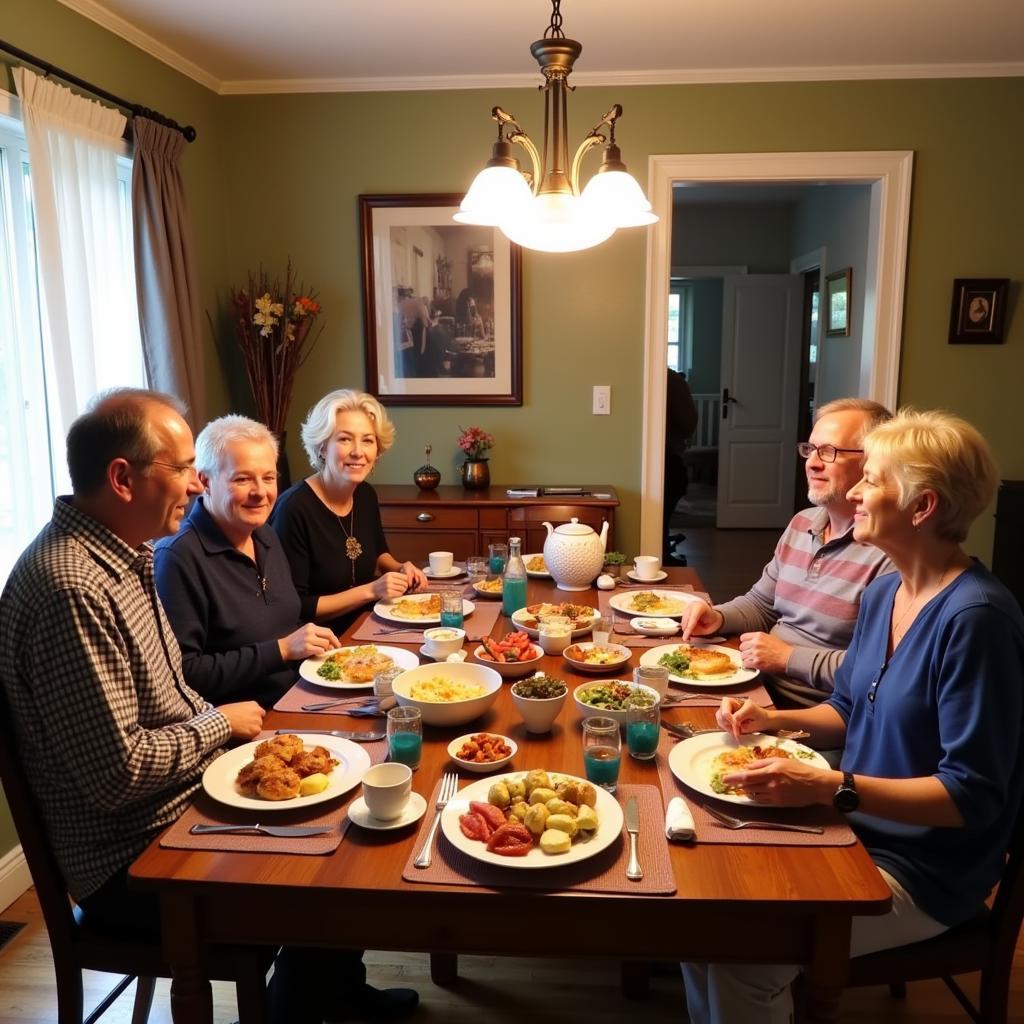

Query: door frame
[640,150,914,556]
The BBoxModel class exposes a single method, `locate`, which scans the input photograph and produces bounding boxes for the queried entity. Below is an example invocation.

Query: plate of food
[563,642,631,674]
[299,644,419,689]
[440,769,624,868]
[608,589,699,618]
[203,732,370,811]
[667,732,829,805]
[523,554,550,578]
[510,602,598,639]
[639,643,759,687]
[373,593,475,625]
[472,577,504,599]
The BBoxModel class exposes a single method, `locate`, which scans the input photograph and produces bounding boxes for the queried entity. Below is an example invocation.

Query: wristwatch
[833,771,859,814]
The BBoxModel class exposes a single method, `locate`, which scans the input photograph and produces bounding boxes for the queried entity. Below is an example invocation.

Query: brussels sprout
[524,769,552,795]
[555,781,581,805]
[506,778,526,800]
[524,803,550,836]
[487,781,510,809]
[577,782,598,808]
[508,801,529,823]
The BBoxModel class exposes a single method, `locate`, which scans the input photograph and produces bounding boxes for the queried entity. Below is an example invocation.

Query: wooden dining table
[130,568,891,1024]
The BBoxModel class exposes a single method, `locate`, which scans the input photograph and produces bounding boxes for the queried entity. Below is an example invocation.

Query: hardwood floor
[675,525,779,603]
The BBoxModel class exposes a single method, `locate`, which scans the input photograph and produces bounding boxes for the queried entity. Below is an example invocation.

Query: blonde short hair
[301,389,396,470]
[195,415,278,476]
[816,397,893,441]
[863,408,999,542]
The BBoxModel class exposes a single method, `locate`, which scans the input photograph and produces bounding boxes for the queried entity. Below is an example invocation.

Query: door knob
[722,388,738,419]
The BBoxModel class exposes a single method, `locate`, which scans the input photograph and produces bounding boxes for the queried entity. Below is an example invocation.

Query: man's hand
[277,624,340,662]
[737,631,792,674]
[218,701,266,740]
[680,600,725,641]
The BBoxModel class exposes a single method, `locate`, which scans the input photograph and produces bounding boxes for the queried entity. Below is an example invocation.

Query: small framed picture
[825,268,852,337]
[948,278,1010,345]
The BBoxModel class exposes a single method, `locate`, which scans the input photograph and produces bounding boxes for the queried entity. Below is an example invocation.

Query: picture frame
[825,267,852,337]
[359,193,522,405]
[948,278,1010,345]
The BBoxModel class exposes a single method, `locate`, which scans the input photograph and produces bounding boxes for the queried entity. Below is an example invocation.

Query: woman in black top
[271,389,427,632]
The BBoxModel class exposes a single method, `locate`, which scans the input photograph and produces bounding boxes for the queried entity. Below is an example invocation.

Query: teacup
[428,550,454,575]
[633,555,661,580]
[361,762,412,821]
[423,626,465,659]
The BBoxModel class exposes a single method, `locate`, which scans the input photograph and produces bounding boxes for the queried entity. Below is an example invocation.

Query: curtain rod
[0,38,196,143]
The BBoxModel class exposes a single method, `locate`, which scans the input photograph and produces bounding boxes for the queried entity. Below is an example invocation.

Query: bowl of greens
[573,680,660,726]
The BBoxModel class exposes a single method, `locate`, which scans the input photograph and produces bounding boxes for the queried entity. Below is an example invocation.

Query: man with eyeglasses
[681,397,895,706]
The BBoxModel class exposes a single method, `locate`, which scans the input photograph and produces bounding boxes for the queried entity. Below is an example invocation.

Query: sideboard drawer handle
[416,513,434,522]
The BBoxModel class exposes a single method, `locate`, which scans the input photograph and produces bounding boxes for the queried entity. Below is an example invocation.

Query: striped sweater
[715,506,894,701]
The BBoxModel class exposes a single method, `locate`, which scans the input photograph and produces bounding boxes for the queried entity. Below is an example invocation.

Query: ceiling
[57,0,1024,95]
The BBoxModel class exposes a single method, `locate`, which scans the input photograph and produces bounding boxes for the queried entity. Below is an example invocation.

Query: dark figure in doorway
[664,368,698,565]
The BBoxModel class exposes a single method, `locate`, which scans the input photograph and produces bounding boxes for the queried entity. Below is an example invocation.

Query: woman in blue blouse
[682,409,1024,1024]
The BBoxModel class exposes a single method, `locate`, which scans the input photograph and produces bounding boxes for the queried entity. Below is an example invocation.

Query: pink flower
[457,426,494,459]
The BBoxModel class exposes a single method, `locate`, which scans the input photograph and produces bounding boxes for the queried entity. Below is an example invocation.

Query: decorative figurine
[414,443,441,490]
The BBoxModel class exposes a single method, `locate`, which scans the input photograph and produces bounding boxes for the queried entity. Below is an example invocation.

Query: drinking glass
[439,589,464,628]
[488,542,507,575]
[591,616,611,645]
[373,665,403,699]
[387,706,423,769]
[634,663,670,700]
[582,716,621,793]
[466,555,487,583]
[626,690,660,760]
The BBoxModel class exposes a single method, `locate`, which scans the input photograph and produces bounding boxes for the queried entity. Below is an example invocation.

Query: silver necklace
[891,559,959,643]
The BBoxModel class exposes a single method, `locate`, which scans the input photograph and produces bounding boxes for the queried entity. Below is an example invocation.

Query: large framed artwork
[359,193,523,405]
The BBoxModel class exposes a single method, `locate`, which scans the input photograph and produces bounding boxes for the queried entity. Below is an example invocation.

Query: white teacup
[633,555,661,580]
[428,551,454,575]
[361,762,412,821]
[423,626,465,659]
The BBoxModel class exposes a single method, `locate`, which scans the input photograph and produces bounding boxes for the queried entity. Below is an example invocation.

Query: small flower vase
[461,458,490,490]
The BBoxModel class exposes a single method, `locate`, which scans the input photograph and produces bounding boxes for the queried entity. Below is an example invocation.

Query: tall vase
[461,458,490,490]
[276,430,292,491]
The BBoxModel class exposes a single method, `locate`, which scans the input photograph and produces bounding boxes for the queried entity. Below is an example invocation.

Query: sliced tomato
[459,812,492,841]
[485,820,533,856]
[469,800,506,831]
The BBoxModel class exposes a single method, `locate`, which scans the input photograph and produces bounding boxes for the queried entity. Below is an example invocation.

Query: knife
[274,728,385,742]
[189,823,333,837]
[624,795,643,881]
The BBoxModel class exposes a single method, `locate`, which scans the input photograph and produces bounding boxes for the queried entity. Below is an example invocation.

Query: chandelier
[455,0,657,253]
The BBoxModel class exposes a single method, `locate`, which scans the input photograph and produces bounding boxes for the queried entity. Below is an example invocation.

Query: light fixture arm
[492,107,543,194]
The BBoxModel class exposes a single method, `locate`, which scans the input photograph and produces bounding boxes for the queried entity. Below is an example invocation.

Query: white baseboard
[0,845,32,913]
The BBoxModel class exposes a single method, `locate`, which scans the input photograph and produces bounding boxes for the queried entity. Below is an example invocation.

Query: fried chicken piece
[236,754,287,796]
[256,767,302,801]
[255,734,303,764]
[291,746,338,778]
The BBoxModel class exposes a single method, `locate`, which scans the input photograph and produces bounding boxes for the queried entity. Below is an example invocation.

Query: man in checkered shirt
[0,389,418,1023]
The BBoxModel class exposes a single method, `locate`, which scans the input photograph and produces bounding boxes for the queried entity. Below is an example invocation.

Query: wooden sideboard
[375,485,619,563]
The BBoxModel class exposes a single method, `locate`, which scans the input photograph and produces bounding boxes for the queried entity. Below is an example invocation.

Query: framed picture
[825,268,852,337]
[359,193,522,405]
[948,278,1010,345]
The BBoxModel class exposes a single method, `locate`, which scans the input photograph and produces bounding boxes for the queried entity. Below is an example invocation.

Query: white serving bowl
[629,616,679,638]
[509,674,569,733]
[392,662,501,727]
[422,626,465,658]
[562,641,632,674]
[447,732,517,773]
[471,642,544,679]
[573,680,660,726]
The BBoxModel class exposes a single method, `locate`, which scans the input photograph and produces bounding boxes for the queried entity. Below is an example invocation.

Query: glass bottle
[502,536,528,617]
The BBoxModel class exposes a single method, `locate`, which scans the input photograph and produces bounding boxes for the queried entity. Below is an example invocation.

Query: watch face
[834,784,859,814]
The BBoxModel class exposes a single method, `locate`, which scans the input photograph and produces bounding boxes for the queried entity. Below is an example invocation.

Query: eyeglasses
[133,459,198,478]
[796,442,863,464]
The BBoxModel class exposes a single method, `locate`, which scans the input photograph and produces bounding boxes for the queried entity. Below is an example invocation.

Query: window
[667,280,694,375]
[0,102,145,583]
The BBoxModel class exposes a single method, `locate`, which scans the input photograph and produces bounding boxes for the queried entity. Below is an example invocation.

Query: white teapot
[542,518,609,592]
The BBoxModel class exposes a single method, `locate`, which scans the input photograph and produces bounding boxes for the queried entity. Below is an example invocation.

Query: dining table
[129,567,891,1024]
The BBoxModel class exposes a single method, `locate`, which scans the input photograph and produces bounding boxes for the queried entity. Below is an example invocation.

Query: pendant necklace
[336,498,362,582]
[891,558,959,645]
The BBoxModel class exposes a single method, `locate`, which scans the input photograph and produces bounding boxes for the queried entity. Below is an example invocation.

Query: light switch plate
[593,385,611,415]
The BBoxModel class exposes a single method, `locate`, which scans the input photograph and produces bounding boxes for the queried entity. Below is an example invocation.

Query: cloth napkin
[664,796,696,841]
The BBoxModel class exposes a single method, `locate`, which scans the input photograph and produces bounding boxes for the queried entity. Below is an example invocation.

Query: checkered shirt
[0,499,231,900]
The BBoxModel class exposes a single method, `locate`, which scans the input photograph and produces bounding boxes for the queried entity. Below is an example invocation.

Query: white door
[716,274,804,528]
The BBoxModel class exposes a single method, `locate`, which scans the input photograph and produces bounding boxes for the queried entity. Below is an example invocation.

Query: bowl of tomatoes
[447,732,517,773]
[472,631,544,679]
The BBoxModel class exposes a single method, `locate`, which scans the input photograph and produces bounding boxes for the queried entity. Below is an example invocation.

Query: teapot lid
[553,517,594,536]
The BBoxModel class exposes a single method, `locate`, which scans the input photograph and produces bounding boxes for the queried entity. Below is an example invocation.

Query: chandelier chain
[545,0,565,39]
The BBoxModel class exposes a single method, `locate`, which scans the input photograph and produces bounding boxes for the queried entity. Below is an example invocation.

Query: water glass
[373,665,403,699]
[591,616,611,645]
[634,664,670,700]
[582,716,621,793]
[439,588,464,628]
[488,542,507,575]
[466,555,487,582]
[387,706,423,769]
[626,690,660,760]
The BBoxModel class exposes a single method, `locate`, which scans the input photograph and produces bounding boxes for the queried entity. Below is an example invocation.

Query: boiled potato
[544,798,575,817]
[506,778,526,800]
[508,801,529,823]
[546,813,578,837]
[298,772,329,796]
[539,828,572,855]
[524,770,551,795]
[577,782,598,808]
[528,786,558,806]
[555,780,581,805]
[576,804,599,831]
[524,803,550,836]
[487,781,510,809]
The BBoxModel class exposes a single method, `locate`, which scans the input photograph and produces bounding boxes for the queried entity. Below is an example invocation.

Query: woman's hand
[680,600,725,641]
[217,701,266,740]
[277,624,341,662]
[400,561,429,592]
[716,696,774,738]
[371,572,413,600]
[722,757,837,807]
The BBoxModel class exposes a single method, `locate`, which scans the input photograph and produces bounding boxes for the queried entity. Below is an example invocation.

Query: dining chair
[0,691,271,1024]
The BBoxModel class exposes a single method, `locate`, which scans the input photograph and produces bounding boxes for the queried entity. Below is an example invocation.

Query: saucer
[418,644,446,661]
[347,791,427,830]
[627,568,668,583]
[425,566,464,579]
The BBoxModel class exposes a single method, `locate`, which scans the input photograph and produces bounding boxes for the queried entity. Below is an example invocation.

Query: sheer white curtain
[12,67,146,493]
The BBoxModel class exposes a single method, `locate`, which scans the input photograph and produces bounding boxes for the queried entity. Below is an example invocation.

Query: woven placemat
[654,732,855,846]
[274,679,381,713]
[401,782,675,894]
[352,600,502,644]
[661,680,773,709]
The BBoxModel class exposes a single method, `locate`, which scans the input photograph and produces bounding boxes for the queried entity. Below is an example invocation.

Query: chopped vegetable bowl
[573,680,660,726]
[473,631,544,679]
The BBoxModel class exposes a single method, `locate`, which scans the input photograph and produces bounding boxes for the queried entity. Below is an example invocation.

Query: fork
[701,802,823,834]
[301,696,377,712]
[413,771,459,869]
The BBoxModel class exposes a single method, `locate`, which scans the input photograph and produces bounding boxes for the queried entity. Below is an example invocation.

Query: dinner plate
[608,589,700,619]
[510,603,598,639]
[202,734,371,812]
[347,792,427,830]
[440,771,624,869]
[523,554,550,578]
[668,732,830,805]
[626,568,668,584]
[299,645,419,689]
[373,594,475,625]
[639,643,759,688]
[424,566,464,579]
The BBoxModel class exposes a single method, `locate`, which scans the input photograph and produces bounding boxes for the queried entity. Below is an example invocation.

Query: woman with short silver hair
[271,389,426,631]
[155,414,339,707]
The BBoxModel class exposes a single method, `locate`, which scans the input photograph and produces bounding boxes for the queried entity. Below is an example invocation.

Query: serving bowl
[392,662,501,727]
[422,626,465,658]
[573,680,660,726]
[563,641,631,674]
[471,642,543,679]
[471,578,504,599]
[447,732,517,773]
[510,674,569,733]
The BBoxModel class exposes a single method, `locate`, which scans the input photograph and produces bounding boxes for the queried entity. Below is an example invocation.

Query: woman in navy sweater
[682,409,1024,1024]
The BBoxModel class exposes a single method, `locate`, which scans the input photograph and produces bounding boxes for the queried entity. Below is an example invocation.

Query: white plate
[639,643,759,688]
[668,732,830,805]
[373,594,475,625]
[202,734,370,812]
[626,568,668,583]
[523,554,550,578]
[472,579,504,599]
[629,616,679,637]
[440,771,624,869]
[510,603,598,639]
[447,732,518,773]
[299,645,419,689]
[348,792,427,830]
[424,566,465,579]
[608,589,700,619]
[563,641,632,674]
